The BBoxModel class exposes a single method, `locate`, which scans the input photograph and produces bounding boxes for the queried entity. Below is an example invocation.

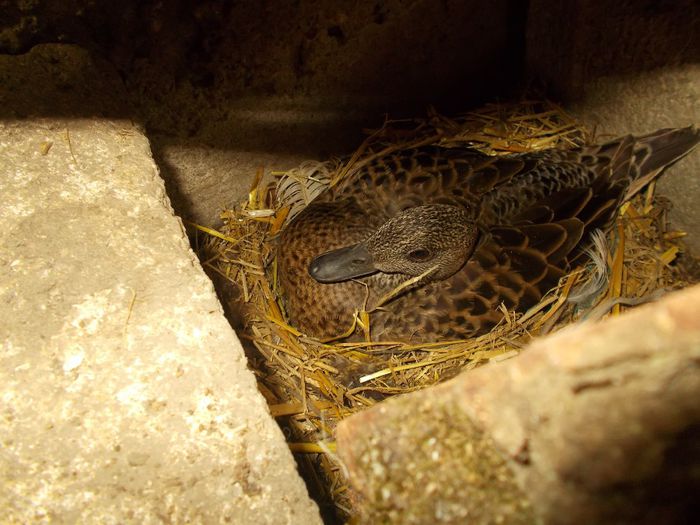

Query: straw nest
[194,101,692,519]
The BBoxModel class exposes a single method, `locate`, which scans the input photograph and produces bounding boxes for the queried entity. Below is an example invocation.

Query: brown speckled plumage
[277,127,699,342]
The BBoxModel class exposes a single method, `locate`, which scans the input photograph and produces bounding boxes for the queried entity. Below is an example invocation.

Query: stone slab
[337,284,700,524]
[0,47,320,524]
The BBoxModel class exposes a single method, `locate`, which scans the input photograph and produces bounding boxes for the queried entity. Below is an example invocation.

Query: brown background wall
[1,0,698,244]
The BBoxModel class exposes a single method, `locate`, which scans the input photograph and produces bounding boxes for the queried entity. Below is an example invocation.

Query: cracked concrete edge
[337,284,700,523]
[0,50,321,523]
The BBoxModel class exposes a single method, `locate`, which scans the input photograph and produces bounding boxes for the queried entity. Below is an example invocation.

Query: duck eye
[407,248,432,262]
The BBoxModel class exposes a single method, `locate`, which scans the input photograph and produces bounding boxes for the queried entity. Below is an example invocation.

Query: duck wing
[326,127,698,219]
[622,126,700,198]
[327,147,528,217]
[372,218,584,341]
[447,221,579,330]
[481,126,700,226]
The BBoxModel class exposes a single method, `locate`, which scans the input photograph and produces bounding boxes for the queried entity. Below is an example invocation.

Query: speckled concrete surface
[0,48,320,524]
[338,284,700,524]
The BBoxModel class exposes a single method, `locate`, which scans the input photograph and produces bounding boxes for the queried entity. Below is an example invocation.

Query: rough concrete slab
[0,50,321,524]
[338,284,700,524]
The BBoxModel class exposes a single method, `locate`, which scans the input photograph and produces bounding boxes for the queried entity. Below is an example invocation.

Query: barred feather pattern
[277,127,699,342]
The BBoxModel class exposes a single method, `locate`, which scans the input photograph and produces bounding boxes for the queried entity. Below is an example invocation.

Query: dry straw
[194,101,689,518]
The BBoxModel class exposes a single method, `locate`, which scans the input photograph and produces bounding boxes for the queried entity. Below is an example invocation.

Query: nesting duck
[277,127,700,342]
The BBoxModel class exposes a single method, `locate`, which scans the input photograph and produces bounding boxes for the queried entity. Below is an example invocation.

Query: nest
[194,101,691,520]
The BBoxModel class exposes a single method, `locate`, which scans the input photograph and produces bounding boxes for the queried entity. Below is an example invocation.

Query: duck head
[309,204,478,283]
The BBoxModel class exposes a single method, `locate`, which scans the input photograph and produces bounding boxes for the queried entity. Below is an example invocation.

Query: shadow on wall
[2,0,698,227]
[2,0,698,121]
[3,0,698,133]
[1,0,527,125]
[526,0,700,100]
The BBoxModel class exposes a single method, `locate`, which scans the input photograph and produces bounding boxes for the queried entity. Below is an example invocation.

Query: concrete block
[0,46,320,524]
[337,284,700,524]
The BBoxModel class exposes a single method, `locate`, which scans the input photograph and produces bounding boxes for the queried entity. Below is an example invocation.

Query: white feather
[568,229,610,306]
[275,160,333,222]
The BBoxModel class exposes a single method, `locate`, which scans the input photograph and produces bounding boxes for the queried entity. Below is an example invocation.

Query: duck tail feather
[625,125,700,199]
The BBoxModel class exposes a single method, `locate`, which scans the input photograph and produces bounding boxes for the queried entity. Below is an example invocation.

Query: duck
[276,126,700,342]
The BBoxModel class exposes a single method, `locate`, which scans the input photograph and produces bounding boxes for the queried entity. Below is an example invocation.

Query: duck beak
[308,243,377,283]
